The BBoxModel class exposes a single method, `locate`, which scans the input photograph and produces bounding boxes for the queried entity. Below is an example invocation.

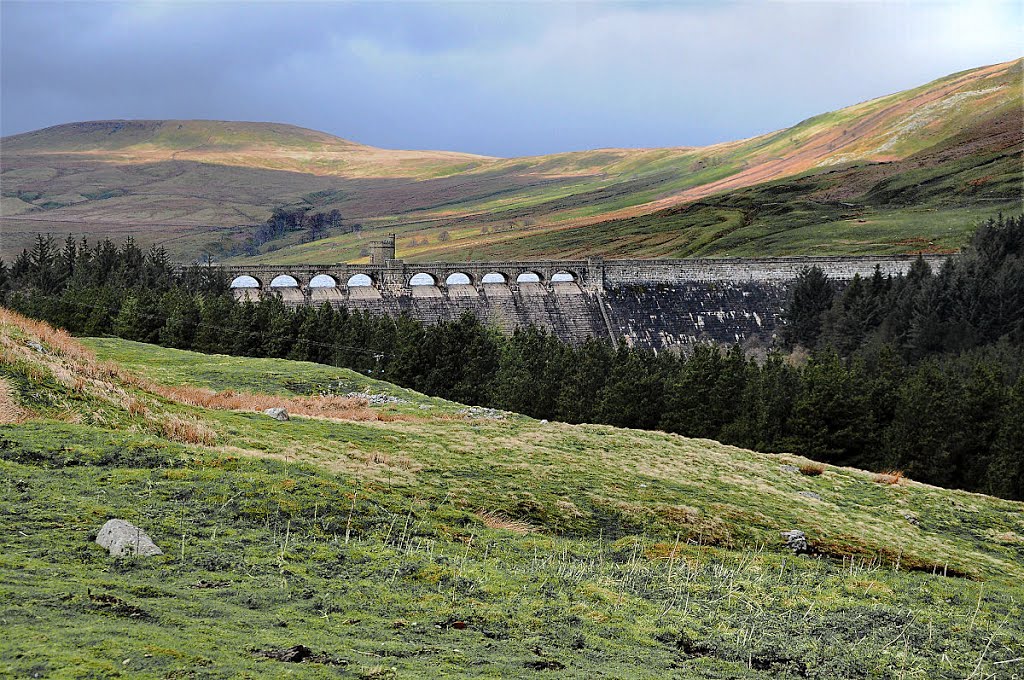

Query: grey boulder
[264,407,289,421]
[96,519,163,557]
[780,529,809,554]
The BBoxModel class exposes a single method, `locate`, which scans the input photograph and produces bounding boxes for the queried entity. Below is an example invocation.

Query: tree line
[228,205,360,257]
[3,215,1022,500]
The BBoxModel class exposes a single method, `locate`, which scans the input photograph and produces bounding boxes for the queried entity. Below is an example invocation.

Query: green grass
[2,322,1024,677]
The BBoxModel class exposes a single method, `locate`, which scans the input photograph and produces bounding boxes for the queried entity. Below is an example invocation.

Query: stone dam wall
[216,255,949,351]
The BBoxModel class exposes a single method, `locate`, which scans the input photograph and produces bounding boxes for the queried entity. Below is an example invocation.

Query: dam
[217,236,948,351]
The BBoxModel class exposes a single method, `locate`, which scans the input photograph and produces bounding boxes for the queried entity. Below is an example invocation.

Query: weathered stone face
[208,255,949,351]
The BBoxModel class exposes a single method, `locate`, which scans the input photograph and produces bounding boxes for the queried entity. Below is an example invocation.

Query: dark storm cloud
[1,1,1021,156]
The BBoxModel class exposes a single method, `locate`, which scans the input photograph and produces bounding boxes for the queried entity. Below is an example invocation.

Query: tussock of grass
[799,462,826,476]
[158,414,217,446]
[874,470,907,486]
[475,510,539,535]
[0,376,29,424]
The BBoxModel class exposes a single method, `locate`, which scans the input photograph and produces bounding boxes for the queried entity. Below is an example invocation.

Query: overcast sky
[1,1,1021,156]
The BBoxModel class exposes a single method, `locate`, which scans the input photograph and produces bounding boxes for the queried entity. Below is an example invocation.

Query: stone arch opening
[270,274,300,288]
[410,272,438,286]
[346,273,374,287]
[445,272,472,286]
[516,271,543,283]
[230,275,261,289]
[309,274,338,288]
[551,270,577,282]
[481,272,508,284]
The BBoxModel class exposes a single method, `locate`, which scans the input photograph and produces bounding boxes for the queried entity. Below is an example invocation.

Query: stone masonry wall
[220,255,950,351]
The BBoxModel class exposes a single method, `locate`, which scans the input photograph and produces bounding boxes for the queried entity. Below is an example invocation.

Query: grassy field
[2,59,1020,263]
[2,311,1024,677]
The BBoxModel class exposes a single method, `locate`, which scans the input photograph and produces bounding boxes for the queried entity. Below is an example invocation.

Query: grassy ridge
[2,313,1024,676]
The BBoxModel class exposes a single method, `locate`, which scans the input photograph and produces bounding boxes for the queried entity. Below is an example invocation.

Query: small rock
[458,406,506,420]
[780,464,799,474]
[276,645,312,663]
[346,391,406,406]
[539,419,549,424]
[899,511,920,526]
[264,407,289,421]
[27,340,47,354]
[96,519,163,557]
[798,491,822,501]
[780,529,809,554]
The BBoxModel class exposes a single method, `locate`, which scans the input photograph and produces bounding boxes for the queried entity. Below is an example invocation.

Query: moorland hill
[1,58,1020,262]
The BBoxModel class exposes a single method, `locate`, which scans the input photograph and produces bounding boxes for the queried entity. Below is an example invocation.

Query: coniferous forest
[3,215,1023,500]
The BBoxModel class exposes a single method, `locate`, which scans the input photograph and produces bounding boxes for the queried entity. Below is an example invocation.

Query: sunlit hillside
[1,59,1020,261]
[2,309,1023,676]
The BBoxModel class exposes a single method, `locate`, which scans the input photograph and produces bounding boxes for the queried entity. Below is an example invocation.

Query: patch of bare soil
[252,645,348,666]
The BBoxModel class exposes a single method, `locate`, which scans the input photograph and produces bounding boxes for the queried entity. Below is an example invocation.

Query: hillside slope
[1,59,1021,263]
[2,309,1023,676]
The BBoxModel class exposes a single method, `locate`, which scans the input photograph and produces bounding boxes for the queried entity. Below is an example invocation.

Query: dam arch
[346,273,374,287]
[410,272,439,286]
[230,275,261,289]
[445,272,473,286]
[309,274,338,288]
[270,274,300,288]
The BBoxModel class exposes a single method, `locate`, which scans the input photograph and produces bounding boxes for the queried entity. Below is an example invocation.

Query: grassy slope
[2,314,1024,678]
[1,59,1020,262]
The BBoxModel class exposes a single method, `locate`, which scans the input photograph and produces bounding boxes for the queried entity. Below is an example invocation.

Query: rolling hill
[1,59,1021,262]
[2,308,1023,676]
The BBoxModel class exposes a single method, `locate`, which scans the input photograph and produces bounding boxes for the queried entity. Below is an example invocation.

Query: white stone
[96,519,162,557]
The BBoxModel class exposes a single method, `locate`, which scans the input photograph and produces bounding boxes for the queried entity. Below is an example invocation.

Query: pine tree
[160,292,200,349]
[986,376,1024,500]
[782,266,834,349]
[787,352,873,465]
[598,346,665,430]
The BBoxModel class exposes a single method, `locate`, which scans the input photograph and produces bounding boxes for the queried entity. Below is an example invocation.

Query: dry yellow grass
[799,462,826,476]
[874,470,907,486]
[149,384,379,422]
[0,376,29,424]
[475,510,539,535]
[0,306,395,427]
[159,415,217,446]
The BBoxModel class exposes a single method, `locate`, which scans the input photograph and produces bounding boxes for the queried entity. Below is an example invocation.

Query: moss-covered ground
[2,319,1023,678]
